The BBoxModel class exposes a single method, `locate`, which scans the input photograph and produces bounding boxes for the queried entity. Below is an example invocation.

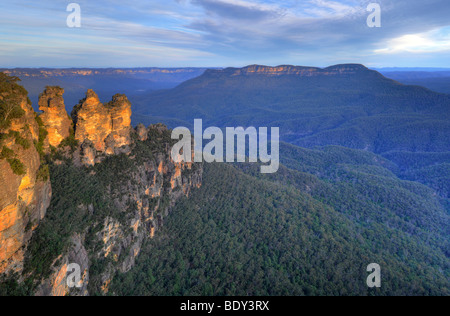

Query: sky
[0,0,449,68]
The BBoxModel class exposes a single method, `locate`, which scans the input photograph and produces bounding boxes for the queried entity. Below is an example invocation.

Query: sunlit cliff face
[38,87,72,148]
[0,97,51,274]
[1,82,202,295]
[212,64,371,77]
[72,90,132,157]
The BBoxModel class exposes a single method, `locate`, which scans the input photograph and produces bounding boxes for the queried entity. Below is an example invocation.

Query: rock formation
[38,86,71,148]
[1,80,202,296]
[136,123,148,142]
[0,76,52,274]
[36,124,202,296]
[72,90,132,165]
[105,94,132,155]
[72,89,112,153]
[35,234,89,296]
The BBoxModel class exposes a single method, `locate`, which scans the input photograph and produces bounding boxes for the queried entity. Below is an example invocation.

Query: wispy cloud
[0,0,449,67]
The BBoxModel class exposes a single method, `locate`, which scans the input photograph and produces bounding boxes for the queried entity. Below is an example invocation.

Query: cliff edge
[0,74,51,274]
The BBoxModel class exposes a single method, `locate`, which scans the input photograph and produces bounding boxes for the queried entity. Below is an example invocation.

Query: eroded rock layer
[0,78,52,274]
[71,90,133,165]
[72,89,112,153]
[38,86,71,148]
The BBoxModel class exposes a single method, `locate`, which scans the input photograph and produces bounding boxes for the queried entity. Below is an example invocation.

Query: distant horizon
[2,64,450,72]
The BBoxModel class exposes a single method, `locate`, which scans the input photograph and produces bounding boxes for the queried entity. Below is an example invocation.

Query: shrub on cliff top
[59,127,78,152]
[0,132,6,144]
[9,131,31,150]
[7,158,26,176]
[0,146,14,160]
[0,73,27,130]
[34,115,48,158]
[36,164,49,182]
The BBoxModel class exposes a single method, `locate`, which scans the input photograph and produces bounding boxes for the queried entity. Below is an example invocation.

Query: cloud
[304,0,360,17]
[0,0,449,67]
[191,0,282,20]
[375,27,450,54]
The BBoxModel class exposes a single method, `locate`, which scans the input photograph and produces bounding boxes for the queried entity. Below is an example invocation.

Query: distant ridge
[375,67,450,72]
[1,67,212,111]
[133,63,450,155]
[204,64,378,77]
[0,67,211,78]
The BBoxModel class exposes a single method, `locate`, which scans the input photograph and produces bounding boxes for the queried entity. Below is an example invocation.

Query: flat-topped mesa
[71,90,132,165]
[38,86,72,148]
[205,64,374,77]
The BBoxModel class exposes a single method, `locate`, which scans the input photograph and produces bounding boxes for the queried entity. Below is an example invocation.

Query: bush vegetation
[0,73,27,130]
[110,146,449,296]
[6,158,26,176]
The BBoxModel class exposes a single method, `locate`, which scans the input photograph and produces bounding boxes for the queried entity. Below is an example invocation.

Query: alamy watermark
[171,119,280,174]
[67,3,81,28]
[367,263,381,288]
[66,263,82,288]
[367,3,381,28]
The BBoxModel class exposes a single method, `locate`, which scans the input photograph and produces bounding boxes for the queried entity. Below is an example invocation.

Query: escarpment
[1,77,202,295]
[0,74,51,274]
[205,64,377,78]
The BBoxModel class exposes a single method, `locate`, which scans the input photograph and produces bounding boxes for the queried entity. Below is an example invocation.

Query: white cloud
[375,27,450,54]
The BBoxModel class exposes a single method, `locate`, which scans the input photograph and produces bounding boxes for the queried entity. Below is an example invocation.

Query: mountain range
[132,64,450,153]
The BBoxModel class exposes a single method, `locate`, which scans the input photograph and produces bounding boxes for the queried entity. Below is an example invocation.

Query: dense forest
[1,136,449,296]
[110,145,449,296]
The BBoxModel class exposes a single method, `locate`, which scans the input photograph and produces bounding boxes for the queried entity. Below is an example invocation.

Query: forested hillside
[110,145,449,296]
[379,70,450,95]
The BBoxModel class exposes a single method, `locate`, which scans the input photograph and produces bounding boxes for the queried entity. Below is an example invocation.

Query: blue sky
[0,0,449,68]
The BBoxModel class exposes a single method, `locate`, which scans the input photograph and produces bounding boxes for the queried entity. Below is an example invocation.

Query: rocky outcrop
[72,90,132,165]
[1,81,202,295]
[33,124,202,296]
[90,124,202,295]
[72,90,112,153]
[0,77,52,274]
[136,124,148,142]
[35,234,89,296]
[105,94,132,155]
[38,86,71,148]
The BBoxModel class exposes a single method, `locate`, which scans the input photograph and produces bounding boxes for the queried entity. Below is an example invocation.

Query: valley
[0,64,449,296]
